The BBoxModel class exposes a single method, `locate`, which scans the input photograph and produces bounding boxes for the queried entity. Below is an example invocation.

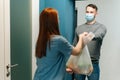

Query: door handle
[6,64,18,77]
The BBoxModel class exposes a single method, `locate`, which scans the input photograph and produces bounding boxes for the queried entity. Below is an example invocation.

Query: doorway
[10,0,32,80]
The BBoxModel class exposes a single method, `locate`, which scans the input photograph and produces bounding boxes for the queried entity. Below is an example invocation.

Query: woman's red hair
[36,8,60,58]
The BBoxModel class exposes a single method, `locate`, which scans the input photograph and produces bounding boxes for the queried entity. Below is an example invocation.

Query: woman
[34,8,86,80]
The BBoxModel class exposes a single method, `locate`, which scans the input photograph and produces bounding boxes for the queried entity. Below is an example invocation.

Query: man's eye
[86,11,89,13]
[90,12,94,13]
[86,11,94,14]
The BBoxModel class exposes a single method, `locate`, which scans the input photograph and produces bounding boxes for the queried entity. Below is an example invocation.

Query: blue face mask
[85,13,94,22]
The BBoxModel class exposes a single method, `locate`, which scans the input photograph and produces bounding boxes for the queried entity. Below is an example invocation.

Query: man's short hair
[86,4,98,11]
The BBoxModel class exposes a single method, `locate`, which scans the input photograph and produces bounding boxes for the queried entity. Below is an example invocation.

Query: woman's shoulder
[52,35,66,40]
[51,35,67,43]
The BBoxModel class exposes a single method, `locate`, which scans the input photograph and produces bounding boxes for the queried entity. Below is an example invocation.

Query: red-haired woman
[33,8,86,80]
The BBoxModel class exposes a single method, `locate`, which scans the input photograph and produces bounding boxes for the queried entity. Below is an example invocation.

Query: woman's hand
[66,68,73,74]
[79,32,88,38]
[79,32,88,48]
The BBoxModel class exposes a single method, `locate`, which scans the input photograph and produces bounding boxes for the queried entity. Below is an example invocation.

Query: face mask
[85,13,94,22]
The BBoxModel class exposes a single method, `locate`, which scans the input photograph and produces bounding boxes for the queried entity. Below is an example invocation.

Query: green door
[10,0,32,80]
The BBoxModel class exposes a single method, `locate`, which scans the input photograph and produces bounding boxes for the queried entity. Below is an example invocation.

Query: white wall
[76,0,120,80]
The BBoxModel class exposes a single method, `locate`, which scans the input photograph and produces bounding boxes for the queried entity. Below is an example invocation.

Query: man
[73,4,107,80]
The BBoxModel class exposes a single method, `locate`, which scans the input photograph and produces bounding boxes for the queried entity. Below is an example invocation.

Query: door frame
[2,0,39,79]
[4,0,11,80]
[31,0,39,79]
